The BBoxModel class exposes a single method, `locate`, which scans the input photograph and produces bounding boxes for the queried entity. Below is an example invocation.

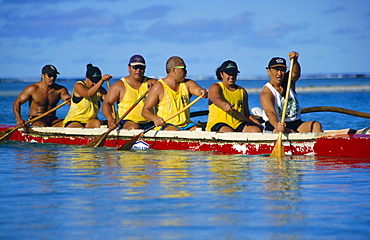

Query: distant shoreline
[245,85,370,93]
[1,85,370,97]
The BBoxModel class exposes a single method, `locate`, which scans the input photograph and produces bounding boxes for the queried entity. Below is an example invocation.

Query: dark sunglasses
[131,65,146,70]
[224,71,237,76]
[47,73,57,78]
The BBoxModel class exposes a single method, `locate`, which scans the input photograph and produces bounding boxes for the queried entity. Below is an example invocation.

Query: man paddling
[260,52,322,133]
[13,65,71,127]
[102,54,157,130]
[206,60,262,133]
[141,56,207,131]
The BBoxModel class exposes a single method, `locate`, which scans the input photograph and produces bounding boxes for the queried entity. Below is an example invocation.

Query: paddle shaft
[24,101,69,125]
[83,89,150,148]
[280,59,294,124]
[134,94,203,136]
[0,100,69,142]
[270,58,295,157]
[231,108,254,123]
[115,89,149,125]
[116,94,205,150]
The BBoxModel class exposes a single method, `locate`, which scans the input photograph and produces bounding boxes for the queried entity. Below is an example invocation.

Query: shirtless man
[102,54,157,130]
[13,65,71,127]
[141,56,207,131]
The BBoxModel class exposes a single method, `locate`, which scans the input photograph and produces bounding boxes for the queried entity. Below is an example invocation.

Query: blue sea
[0,77,370,239]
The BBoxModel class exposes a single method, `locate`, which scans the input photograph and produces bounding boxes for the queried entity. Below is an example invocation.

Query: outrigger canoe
[0,124,369,158]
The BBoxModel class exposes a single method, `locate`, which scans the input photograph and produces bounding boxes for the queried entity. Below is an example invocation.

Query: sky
[0,0,369,79]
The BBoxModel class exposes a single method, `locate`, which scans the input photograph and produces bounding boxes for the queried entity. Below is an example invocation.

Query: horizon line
[1,73,370,82]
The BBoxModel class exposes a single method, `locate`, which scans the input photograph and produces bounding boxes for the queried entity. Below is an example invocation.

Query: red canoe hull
[1,125,369,158]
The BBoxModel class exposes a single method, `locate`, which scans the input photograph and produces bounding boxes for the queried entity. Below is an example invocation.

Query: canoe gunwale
[21,126,328,142]
[1,125,369,158]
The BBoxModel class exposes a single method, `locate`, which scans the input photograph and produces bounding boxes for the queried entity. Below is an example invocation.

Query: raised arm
[75,75,112,98]
[288,51,301,90]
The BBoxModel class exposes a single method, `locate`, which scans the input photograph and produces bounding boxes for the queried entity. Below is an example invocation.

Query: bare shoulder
[184,78,202,89]
[146,81,163,103]
[110,79,125,91]
[20,82,41,95]
[150,80,163,91]
[147,77,157,84]
[209,82,221,91]
[184,78,196,84]
[112,78,124,86]
[145,77,157,88]
[260,85,271,95]
[260,85,274,103]
[53,83,68,91]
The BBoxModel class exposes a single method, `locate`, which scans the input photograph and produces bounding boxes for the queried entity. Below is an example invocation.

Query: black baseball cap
[86,64,102,83]
[42,65,60,75]
[218,60,240,73]
[216,60,239,80]
[267,57,287,69]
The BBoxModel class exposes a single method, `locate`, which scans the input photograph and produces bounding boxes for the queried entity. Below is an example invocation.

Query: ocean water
[0,78,370,239]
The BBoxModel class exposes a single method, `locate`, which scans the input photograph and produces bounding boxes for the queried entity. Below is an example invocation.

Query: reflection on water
[262,156,314,227]
[155,152,192,199]
[263,156,315,197]
[1,142,370,239]
[20,149,59,168]
[207,154,252,196]
[116,151,158,199]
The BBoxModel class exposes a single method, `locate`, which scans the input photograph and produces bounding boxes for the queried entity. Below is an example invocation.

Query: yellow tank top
[117,77,149,123]
[206,82,245,131]
[157,79,191,127]
[63,81,101,126]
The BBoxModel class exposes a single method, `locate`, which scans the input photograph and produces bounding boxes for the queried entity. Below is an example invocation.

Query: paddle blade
[0,127,18,142]
[116,132,143,151]
[270,134,285,158]
[84,131,110,148]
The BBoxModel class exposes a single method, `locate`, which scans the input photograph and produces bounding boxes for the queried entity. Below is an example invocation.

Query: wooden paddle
[84,89,150,148]
[0,101,69,142]
[270,58,295,158]
[116,93,205,151]
[231,108,264,130]
[232,108,253,122]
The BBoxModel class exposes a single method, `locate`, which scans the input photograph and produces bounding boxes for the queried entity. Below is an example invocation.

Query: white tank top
[262,82,301,122]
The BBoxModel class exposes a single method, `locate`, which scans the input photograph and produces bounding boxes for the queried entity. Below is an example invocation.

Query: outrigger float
[0,123,369,158]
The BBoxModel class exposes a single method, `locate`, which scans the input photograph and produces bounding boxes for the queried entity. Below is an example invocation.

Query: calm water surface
[0,79,370,239]
[1,142,369,239]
